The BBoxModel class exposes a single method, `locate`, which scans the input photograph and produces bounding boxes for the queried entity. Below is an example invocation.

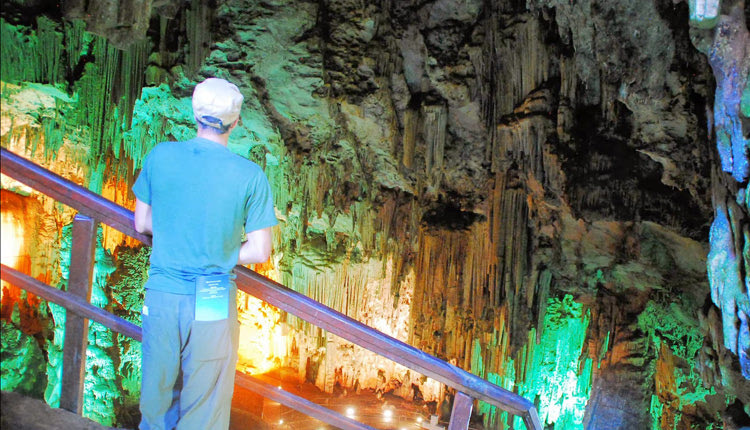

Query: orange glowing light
[0,212,23,268]
[236,254,286,375]
[100,177,140,251]
[0,206,24,300]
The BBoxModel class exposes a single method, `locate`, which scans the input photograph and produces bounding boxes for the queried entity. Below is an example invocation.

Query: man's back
[133,77,277,430]
[133,137,276,293]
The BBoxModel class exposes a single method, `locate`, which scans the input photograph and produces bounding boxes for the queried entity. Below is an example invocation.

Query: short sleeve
[244,171,278,233]
[132,152,153,204]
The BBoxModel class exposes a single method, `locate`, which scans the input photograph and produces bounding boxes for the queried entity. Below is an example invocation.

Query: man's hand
[134,198,153,235]
[238,227,272,265]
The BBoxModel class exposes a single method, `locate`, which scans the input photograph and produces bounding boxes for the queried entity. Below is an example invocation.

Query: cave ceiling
[1,0,717,235]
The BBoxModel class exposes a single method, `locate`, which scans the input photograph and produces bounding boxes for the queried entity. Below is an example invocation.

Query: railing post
[524,406,543,430]
[60,214,97,414]
[447,392,474,430]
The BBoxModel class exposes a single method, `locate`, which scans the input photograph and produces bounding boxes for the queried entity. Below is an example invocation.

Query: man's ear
[229,117,240,131]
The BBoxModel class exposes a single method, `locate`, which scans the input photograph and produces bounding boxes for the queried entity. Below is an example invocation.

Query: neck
[196,128,230,146]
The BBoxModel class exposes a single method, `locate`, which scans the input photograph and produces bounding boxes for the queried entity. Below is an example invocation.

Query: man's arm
[134,198,153,235]
[238,227,272,265]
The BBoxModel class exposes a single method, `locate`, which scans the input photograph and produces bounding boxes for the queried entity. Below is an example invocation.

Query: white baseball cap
[192,78,244,130]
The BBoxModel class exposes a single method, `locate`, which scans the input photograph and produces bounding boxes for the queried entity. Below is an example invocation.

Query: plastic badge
[195,274,230,321]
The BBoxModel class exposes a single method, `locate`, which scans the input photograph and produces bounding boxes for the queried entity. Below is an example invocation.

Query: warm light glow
[236,253,287,375]
[254,253,282,282]
[346,407,355,417]
[236,291,285,375]
[100,178,139,251]
[383,406,396,423]
[0,211,23,269]
[278,419,284,424]
[0,206,25,299]
[417,417,423,423]
[0,191,28,298]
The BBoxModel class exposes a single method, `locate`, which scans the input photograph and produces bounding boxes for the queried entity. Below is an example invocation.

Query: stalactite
[558,55,577,108]
[402,108,418,169]
[122,84,195,173]
[494,113,552,183]
[36,17,64,85]
[0,21,32,83]
[374,36,401,79]
[185,0,212,75]
[63,20,89,75]
[71,36,113,167]
[422,104,447,186]
[473,10,553,154]
[119,40,151,136]
[0,17,63,85]
[2,15,149,187]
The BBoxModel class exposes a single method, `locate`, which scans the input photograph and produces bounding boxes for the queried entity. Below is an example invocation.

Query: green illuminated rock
[0,320,47,399]
[45,223,123,426]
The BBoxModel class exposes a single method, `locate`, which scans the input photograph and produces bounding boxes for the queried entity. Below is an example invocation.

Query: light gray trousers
[139,288,239,430]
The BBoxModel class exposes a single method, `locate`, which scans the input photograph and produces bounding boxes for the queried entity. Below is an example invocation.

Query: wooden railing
[0,147,542,430]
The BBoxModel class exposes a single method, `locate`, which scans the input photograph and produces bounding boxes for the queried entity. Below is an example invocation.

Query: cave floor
[1,369,484,430]
[231,367,481,430]
[0,390,127,430]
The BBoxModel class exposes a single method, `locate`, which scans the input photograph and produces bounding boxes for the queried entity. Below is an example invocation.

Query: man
[132,77,277,430]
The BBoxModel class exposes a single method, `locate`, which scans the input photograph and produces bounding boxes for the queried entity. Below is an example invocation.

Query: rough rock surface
[0,390,124,430]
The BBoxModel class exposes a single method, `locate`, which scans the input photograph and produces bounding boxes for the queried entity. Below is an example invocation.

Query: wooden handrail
[237,266,538,419]
[0,265,376,429]
[0,147,542,430]
[0,264,142,341]
[1,148,152,244]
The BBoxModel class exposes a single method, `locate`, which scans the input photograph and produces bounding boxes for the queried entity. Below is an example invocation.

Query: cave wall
[1,0,749,429]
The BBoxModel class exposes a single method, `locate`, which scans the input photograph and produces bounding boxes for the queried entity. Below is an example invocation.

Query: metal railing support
[448,392,474,430]
[59,215,97,414]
